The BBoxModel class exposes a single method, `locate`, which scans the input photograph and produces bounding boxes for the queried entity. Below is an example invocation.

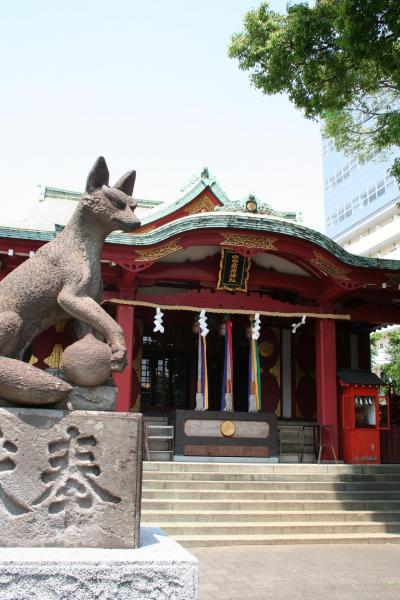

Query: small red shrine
[2,169,400,463]
[339,369,389,464]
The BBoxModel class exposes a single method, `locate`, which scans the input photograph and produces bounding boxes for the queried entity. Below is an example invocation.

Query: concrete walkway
[191,544,400,600]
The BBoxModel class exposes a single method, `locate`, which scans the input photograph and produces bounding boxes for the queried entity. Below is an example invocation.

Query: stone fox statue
[0,157,140,405]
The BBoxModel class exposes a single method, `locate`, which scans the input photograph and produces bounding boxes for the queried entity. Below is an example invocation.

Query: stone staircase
[141,462,400,547]
[278,421,316,463]
[143,416,173,461]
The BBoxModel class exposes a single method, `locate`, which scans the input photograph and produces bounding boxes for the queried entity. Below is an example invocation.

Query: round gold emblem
[220,420,236,437]
[259,340,274,357]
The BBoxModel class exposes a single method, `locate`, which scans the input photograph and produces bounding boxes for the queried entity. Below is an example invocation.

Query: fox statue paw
[111,346,127,372]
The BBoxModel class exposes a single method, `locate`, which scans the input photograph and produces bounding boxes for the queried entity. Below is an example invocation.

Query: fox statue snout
[0,156,140,406]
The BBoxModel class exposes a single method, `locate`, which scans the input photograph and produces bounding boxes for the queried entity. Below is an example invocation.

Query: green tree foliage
[372,330,400,391]
[229,1,400,180]
[370,331,379,365]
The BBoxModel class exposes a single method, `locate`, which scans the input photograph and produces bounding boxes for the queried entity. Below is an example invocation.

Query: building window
[326,176,399,229]
[324,149,381,191]
[322,138,336,156]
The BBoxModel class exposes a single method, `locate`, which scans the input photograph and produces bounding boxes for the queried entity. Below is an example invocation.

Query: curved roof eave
[2,211,400,273]
[107,211,400,272]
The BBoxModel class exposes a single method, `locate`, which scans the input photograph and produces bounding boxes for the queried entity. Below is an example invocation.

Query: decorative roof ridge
[39,185,81,202]
[209,180,230,206]
[214,194,300,222]
[39,185,163,208]
[211,209,299,224]
[0,225,54,242]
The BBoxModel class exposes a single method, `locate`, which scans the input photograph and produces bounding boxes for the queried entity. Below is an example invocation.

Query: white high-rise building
[323,140,400,259]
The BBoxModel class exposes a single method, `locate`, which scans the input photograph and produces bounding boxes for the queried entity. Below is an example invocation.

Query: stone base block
[0,527,198,600]
[46,369,118,411]
[60,380,117,411]
[0,408,142,548]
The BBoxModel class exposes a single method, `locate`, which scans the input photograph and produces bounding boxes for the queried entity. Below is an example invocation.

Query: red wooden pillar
[358,329,371,370]
[315,319,339,458]
[114,304,135,412]
[131,319,143,413]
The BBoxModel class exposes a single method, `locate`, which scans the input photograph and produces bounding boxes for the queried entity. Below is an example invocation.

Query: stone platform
[0,527,198,600]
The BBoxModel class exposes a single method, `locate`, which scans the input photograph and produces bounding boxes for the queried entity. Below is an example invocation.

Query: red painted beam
[137,261,322,297]
[347,305,400,325]
[134,288,342,316]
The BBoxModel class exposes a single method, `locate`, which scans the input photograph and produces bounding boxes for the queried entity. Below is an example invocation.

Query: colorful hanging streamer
[221,318,234,411]
[248,330,262,412]
[195,331,209,410]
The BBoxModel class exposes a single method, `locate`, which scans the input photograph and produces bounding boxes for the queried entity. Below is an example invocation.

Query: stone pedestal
[0,527,198,600]
[46,369,118,411]
[59,380,117,410]
[0,408,142,548]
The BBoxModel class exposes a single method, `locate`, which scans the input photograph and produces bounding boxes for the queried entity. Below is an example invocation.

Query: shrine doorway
[138,310,252,414]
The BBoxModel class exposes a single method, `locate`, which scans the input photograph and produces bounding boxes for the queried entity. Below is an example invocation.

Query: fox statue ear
[85,156,110,192]
[113,170,136,196]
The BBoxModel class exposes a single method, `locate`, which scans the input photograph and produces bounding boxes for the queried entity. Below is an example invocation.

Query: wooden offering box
[171,410,277,458]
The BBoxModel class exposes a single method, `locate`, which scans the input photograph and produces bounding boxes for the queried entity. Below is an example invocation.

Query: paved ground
[190,544,400,600]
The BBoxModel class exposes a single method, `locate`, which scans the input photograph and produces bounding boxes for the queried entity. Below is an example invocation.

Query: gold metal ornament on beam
[134,239,183,262]
[220,420,236,437]
[185,196,216,214]
[220,233,278,251]
[310,251,351,281]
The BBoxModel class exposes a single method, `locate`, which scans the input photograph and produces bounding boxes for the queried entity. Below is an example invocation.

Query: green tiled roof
[111,212,400,272]
[0,226,54,242]
[1,213,400,271]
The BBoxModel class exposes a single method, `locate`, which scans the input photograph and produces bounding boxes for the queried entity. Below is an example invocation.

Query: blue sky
[0,0,324,230]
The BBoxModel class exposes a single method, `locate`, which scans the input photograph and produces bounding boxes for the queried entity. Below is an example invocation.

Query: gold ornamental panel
[134,239,183,262]
[185,196,216,215]
[220,233,278,251]
[309,251,351,281]
[135,223,157,235]
[44,344,64,369]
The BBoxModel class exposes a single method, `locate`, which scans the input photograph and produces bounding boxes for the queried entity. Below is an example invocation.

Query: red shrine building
[2,170,400,463]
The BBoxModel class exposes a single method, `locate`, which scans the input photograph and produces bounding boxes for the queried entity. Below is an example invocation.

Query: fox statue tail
[0,357,72,405]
